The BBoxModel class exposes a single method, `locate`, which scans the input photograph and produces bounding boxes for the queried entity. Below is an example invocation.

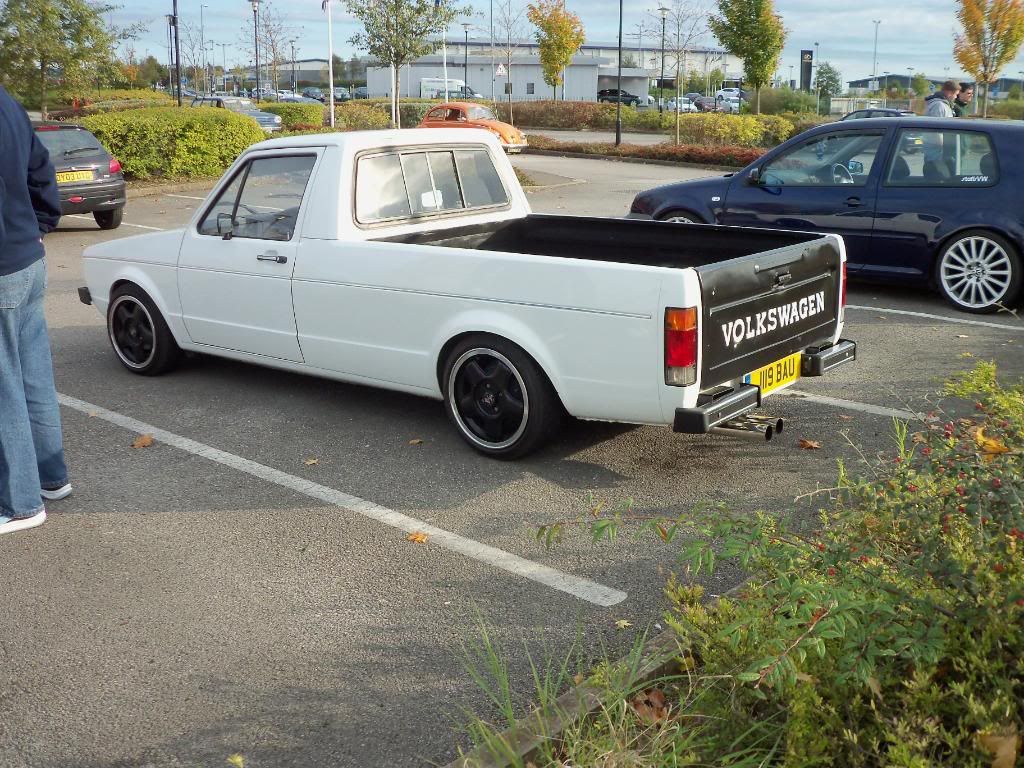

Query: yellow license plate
[56,171,94,184]
[744,352,802,395]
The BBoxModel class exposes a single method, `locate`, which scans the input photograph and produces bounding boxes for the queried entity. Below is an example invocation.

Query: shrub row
[333,102,391,130]
[665,112,796,147]
[991,100,1024,120]
[526,134,764,167]
[50,99,172,121]
[260,102,326,129]
[79,107,266,180]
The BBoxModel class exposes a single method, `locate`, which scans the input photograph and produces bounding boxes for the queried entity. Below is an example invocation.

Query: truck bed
[380,214,843,386]
[375,213,821,269]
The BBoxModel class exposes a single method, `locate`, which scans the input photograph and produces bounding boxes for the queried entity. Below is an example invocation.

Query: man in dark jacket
[953,82,974,117]
[0,85,69,535]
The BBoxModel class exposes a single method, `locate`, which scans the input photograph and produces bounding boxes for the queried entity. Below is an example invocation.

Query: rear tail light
[840,261,847,317]
[108,158,122,174]
[665,307,698,386]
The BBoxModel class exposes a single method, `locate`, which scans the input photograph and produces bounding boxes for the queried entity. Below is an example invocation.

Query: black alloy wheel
[443,336,562,458]
[107,284,181,375]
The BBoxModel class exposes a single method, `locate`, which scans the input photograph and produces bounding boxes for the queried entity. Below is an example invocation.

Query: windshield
[468,106,497,121]
[221,99,253,112]
[35,128,103,155]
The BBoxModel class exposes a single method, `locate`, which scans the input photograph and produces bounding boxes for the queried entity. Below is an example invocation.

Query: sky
[118,0,1024,86]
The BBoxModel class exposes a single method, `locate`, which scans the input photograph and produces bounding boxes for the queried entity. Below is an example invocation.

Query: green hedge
[79,107,266,180]
[991,100,1024,120]
[527,134,764,167]
[260,102,326,129]
[333,102,391,130]
[667,113,796,147]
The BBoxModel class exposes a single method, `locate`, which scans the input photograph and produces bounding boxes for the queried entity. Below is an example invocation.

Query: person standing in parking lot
[0,85,70,536]
[924,80,958,117]
[954,82,974,117]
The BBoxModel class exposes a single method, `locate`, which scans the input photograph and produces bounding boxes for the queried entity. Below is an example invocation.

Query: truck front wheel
[442,335,562,459]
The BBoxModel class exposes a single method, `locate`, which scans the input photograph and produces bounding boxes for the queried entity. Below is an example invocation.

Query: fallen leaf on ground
[573,673,585,685]
[406,531,429,544]
[408,438,424,445]
[614,619,633,630]
[88,410,97,417]
[961,352,975,358]
[911,431,927,444]
[957,334,969,338]
[131,434,154,448]
[976,723,1019,768]
[838,414,854,421]
[798,438,822,450]
[303,457,319,466]
[975,427,1010,462]
[226,755,245,768]
[630,687,668,723]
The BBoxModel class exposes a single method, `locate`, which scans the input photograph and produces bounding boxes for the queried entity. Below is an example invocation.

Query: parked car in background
[694,96,719,112]
[434,85,485,100]
[716,87,741,100]
[597,88,641,107]
[277,95,322,104]
[418,102,527,153]
[333,87,351,102]
[664,97,698,113]
[719,97,742,114]
[352,86,369,99]
[189,96,283,132]
[33,123,125,230]
[684,92,704,102]
[840,107,916,120]
[301,87,325,102]
[628,117,1024,313]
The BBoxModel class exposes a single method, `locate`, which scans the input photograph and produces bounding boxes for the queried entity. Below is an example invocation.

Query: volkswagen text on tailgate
[79,129,855,458]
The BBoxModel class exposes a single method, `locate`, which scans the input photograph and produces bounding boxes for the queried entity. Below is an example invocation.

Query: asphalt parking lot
[3,153,1023,768]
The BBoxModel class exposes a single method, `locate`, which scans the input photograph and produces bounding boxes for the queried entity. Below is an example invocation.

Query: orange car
[418,102,527,153]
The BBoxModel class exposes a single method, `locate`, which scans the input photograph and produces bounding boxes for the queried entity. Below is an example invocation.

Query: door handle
[256,252,288,264]
[846,197,863,208]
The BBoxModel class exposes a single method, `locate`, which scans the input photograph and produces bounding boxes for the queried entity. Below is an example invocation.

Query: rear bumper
[673,339,857,434]
[503,143,528,154]
[59,179,126,215]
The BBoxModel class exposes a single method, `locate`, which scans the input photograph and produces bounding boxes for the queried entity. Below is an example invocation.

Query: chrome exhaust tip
[710,418,775,442]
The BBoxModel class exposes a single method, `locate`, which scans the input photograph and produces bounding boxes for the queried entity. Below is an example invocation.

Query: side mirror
[848,159,864,175]
[216,212,234,238]
[747,168,761,186]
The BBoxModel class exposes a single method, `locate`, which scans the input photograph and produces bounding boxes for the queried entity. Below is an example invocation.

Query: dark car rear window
[35,128,104,156]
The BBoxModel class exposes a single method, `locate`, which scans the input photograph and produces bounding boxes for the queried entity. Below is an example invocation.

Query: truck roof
[248,127,503,154]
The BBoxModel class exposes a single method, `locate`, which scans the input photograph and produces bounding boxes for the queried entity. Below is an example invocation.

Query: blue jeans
[0,258,67,518]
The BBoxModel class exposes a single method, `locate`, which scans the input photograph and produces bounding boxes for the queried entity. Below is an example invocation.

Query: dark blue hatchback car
[628,117,1023,313]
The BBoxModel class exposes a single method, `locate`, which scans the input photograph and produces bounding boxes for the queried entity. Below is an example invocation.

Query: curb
[126,179,217,200]
[522,147,740,173]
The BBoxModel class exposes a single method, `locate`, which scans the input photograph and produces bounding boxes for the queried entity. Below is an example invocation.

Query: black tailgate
[697,235,841,385]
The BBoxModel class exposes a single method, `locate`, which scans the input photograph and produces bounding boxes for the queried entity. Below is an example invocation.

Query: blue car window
[760,131,884,187]
[885,129,998,187]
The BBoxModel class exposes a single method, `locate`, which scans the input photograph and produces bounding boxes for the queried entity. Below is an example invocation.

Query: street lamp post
[206,41,215,94]
[171,1,182,105]
[814,41,820,115]
[290,41,297,92]
[882,71,890,107]
[200,4,208,94]
[615,0,623,145]
[871,20,880,79]
[788,64,793,89]
[219,43,228,92]
[251,0,260,101]
[906,66,913,98]
[463,22,471,91]
[658,6,668,114]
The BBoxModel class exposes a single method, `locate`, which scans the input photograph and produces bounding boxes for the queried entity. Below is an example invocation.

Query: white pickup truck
[79,129,855,458]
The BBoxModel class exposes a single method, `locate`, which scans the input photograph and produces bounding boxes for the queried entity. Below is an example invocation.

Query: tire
[442,335,563,459]
[935,230,1022,314]
[94,208,123,230]
[107,284,181,375]
[657,209,705,225]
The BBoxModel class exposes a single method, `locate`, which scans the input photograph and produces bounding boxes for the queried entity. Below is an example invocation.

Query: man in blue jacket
[0,85,69,535]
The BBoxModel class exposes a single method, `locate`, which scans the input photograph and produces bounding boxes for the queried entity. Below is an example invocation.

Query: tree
[954,0,1024,116]
[662,0,709,142]
[346,0,468,127]
[911,71,931,97]
[492,0,530,121]
[137,55,167,87]
[814,61,842,97]
[527,0,585,99]
[0,0,119,116]
[236,0,294,95]
[708,0,786,113]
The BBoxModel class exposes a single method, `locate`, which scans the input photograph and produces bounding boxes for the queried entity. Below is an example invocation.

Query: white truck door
[178,152,319,362]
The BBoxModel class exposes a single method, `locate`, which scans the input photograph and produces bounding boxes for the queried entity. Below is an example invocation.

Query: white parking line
[165,194,208,201]
[781,389,920,420]
[57,393,627,608]
[67,214,164,232]
[847,305,1023,332]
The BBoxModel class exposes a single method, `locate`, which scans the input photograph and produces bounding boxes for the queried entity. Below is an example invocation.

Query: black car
[597,89,640,107]
[840,107,916,120]
[33,123,125,230]
[628,117,1023,313]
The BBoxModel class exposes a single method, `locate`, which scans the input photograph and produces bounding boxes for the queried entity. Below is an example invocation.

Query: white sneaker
[0,509,47,535]
[40,483,72,501]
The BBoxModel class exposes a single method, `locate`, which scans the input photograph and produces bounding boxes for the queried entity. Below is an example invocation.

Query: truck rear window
[355,147,508,225]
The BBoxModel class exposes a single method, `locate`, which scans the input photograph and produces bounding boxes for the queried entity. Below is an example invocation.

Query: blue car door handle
[846,196,863,208]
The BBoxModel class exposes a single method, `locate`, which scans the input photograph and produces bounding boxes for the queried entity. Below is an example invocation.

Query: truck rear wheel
[442,335,561,459]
